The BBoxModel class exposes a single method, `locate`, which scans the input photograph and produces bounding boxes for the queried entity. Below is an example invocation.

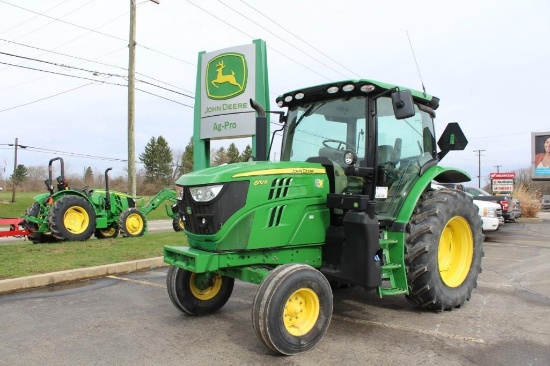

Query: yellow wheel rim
[283,288,320,336]
[100,227,117,236]
[63,206,89,234]
[190,273,222,300]
[125,213,144,234]
[438,216,474,288]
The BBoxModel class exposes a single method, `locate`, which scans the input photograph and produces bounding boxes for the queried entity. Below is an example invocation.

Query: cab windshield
[281,94,437,218]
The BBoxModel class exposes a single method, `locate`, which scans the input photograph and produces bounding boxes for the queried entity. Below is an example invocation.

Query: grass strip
[0,231,187,280]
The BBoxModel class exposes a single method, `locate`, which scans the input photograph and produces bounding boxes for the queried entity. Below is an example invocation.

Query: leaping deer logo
[211,60,243,91]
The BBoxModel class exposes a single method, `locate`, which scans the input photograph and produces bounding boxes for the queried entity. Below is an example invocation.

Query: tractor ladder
[378,237,407,297]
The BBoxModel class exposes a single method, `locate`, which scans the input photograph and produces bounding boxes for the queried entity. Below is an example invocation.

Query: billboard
[531,132,550,181]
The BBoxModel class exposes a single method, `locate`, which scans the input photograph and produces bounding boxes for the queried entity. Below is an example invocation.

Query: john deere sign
[193,40,269,169]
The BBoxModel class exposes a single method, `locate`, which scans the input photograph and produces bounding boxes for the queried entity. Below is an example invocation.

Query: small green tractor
[164,79,482,355]
[22,157,181,243]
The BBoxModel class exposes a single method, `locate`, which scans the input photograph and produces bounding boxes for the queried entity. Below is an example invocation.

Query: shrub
[514,186,541,218]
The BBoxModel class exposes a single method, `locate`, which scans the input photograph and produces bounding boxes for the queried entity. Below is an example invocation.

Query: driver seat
[318,146,345,165]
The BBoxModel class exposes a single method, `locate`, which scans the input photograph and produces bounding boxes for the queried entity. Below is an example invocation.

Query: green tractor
[164,79,483,355]
[23,157,148,243]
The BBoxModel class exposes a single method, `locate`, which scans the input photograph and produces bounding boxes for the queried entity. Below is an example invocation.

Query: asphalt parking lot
[1,215,549,365]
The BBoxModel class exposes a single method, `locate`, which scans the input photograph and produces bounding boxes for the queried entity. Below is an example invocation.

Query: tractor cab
[276,80,465,223]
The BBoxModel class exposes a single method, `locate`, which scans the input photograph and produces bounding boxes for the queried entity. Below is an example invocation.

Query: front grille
[181,181,249,235]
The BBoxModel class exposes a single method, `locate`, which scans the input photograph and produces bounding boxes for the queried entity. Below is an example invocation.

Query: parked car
[542,195,550,211]
[432,183,501,232]
[463,186,520,222]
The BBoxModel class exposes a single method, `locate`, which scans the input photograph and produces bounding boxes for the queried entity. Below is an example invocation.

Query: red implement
[0,218,30,238]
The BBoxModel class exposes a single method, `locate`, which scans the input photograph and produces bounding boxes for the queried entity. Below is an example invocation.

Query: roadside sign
[490,172,515,193]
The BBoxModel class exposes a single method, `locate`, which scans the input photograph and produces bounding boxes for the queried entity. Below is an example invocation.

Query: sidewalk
[0,257,167,295]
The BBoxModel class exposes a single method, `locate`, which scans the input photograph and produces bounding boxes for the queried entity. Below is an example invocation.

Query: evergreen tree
[139,136,173,184]
[84,167,94,186]
[240,144,253,162]
[226,143,240,163]
[212,147,228,166]
[9,164,28,186]
[180,137,194,174]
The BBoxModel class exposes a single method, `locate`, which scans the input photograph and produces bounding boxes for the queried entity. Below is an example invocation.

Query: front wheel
[118,208,146,237]
[252,264,333,355]
[405,188,483,311]
[24,202,57,244]
[166,266,234,315]
[94,225,119,239]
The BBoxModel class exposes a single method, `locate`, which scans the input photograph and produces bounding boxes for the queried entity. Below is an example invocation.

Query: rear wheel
[405,188,483,311]
[94,225,119,239]
[118,208,146,237]
[49,196,96,241]
[252,264,333,355]
[166,266,234,315]
[172,217,184,232]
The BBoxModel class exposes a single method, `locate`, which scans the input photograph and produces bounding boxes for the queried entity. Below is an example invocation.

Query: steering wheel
[322,139,354,151]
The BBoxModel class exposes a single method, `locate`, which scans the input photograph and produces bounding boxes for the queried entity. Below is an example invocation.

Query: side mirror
[437,122,468,160]
[391,90,415,119]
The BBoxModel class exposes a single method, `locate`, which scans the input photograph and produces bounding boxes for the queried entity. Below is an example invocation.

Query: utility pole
[128,0,137,197]
[127,0,159,197]
[473,149,486,188]
[494,165,501,173]
[9,137,26,203]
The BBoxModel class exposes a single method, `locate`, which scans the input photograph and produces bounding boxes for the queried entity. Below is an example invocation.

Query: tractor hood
[175,161,326,187]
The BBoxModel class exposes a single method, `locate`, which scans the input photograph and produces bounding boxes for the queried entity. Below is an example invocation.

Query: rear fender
[394,165,471,225]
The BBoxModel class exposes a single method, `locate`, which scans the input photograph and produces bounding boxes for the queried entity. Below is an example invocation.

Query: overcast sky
[1,0,549,187]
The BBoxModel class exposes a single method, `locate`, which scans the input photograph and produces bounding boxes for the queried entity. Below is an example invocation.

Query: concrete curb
[0,257,167,295]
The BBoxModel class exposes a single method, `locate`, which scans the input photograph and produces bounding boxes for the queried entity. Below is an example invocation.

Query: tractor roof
[276,79,439,111]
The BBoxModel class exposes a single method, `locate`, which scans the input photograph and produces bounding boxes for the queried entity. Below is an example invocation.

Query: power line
[237,0,361,78]
[0,0,126,42]
[0,51,122,78]
[0,61,193,111]
[0,39,194,94]
[0,0,195,67]
[0,83,92,113]
[0,60,127,86]
[183,0,332,82]
[216,0,351,80]
[1,0,97,44]
[135,87,193,108]
[0,51,194,98]
[0,143,135,163]
[0,0,71,36]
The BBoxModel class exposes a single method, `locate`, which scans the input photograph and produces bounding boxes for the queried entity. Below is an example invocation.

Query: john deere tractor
[23,157,147,243]
[164,79,483,355]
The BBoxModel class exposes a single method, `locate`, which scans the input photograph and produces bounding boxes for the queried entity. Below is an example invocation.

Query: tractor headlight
[189,184,223,202]
[344,151,357,166]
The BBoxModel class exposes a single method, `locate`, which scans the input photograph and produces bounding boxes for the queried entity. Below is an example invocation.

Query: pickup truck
[463,186,520,222]
[432,183,502,232]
